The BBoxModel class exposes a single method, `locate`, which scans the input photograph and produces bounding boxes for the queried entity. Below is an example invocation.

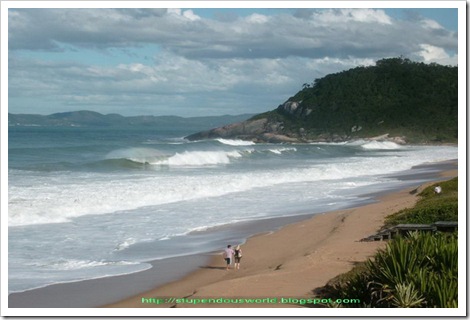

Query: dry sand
[105,166,457,309]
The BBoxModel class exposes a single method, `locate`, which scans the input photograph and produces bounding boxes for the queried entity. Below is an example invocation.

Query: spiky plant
[390,283,425,308]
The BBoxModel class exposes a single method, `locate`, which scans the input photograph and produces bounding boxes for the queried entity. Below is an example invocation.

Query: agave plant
[390,283,425,308]
[365,232,457,308]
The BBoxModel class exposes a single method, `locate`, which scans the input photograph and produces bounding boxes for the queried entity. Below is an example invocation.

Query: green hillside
[253,58,458,143]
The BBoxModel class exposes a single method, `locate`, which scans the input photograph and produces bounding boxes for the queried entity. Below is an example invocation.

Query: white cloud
[421,19,444,30]
[347,9,392,24]
[245,13,269,24]
[417,44,457,65]
[419,44,448,61]
[182,9,201,21]
[311,9,392,26]
[7,8,459,116]
[8,8,457,60]
[166,8,201,21]
[167,8,181,16]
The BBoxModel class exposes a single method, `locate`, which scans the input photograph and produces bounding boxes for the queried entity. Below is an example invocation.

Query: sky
[5,2,461,117]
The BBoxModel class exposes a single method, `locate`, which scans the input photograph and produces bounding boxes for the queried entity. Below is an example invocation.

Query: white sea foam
[8,145,457,227]
[106,148,247,166]
[10,259,151,294]
[360,141,402,150]
[154,150,243,166]
[29,259,140,271]
[106,147,168,164]
[114,238,138,251]
[216,138,255,146]
[268,147,297,154]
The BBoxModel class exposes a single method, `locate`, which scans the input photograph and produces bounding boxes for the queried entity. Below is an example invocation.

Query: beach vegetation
[384,177,458,226]
[389,283,426,308]
[317,232,457,308]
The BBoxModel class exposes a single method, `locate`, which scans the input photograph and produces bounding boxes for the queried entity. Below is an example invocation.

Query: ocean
[8,125,458,294]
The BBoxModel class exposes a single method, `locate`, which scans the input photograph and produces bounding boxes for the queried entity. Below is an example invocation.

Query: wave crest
[105,148,168,164]
[360,141,402,150]
[161,150,243,166]
[215,138,255,146]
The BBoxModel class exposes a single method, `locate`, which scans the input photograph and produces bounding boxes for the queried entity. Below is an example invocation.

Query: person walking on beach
[234,245,243,270]
[223,245,235,270]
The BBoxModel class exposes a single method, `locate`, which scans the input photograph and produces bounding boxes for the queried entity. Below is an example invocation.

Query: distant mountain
[8,111,255,131]
[186,58,458,144]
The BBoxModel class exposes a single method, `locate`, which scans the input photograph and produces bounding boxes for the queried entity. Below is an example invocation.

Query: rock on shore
[185,117,407,144]
[185,118,299,143]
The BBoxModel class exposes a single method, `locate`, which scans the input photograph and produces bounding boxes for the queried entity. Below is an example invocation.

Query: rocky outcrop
[186,100,317,143]
[185,117,408,144]
[185,118,298,143]
[185,118,266,140]
[277,100,312,118]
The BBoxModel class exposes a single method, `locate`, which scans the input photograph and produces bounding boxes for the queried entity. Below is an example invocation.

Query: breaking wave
[360,141,402,150]
[154,150,244,166]
[215,138,255,146]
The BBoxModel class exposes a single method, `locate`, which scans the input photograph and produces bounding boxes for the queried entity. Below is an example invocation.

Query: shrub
[318,232,458,308]
[385,178,458,226]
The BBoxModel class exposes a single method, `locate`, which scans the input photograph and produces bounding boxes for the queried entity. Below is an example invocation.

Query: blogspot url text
[141,297,360,306]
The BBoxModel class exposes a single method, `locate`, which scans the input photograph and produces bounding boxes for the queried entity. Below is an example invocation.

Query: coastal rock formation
[277,100,312,118]
[185,118,297,143]
[185,114,407,144]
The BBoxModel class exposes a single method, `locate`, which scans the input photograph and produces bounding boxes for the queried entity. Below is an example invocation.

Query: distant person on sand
[234,245,243,270]
[434,185,442,194]
[223,245,235,270]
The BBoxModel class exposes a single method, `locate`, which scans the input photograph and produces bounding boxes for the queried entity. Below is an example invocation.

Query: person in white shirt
[223,245,235,270]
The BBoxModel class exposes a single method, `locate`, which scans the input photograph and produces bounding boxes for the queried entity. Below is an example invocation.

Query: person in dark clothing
[234,245,242,270]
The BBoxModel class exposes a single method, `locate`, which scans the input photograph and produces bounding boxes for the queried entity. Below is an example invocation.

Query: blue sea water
[8,125,458,293]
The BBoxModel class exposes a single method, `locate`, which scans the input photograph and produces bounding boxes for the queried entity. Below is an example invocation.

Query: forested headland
[187,58,458,144]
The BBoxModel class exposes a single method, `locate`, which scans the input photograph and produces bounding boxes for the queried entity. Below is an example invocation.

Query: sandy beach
[105,161,458,309]
[8,160,457,310]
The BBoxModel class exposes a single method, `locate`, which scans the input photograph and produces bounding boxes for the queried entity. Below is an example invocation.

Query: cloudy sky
[6,3,460,117]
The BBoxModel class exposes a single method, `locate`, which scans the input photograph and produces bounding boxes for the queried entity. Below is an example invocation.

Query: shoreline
[8,160,458,309]
[8,212,333,308]
[105,160,457,309]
